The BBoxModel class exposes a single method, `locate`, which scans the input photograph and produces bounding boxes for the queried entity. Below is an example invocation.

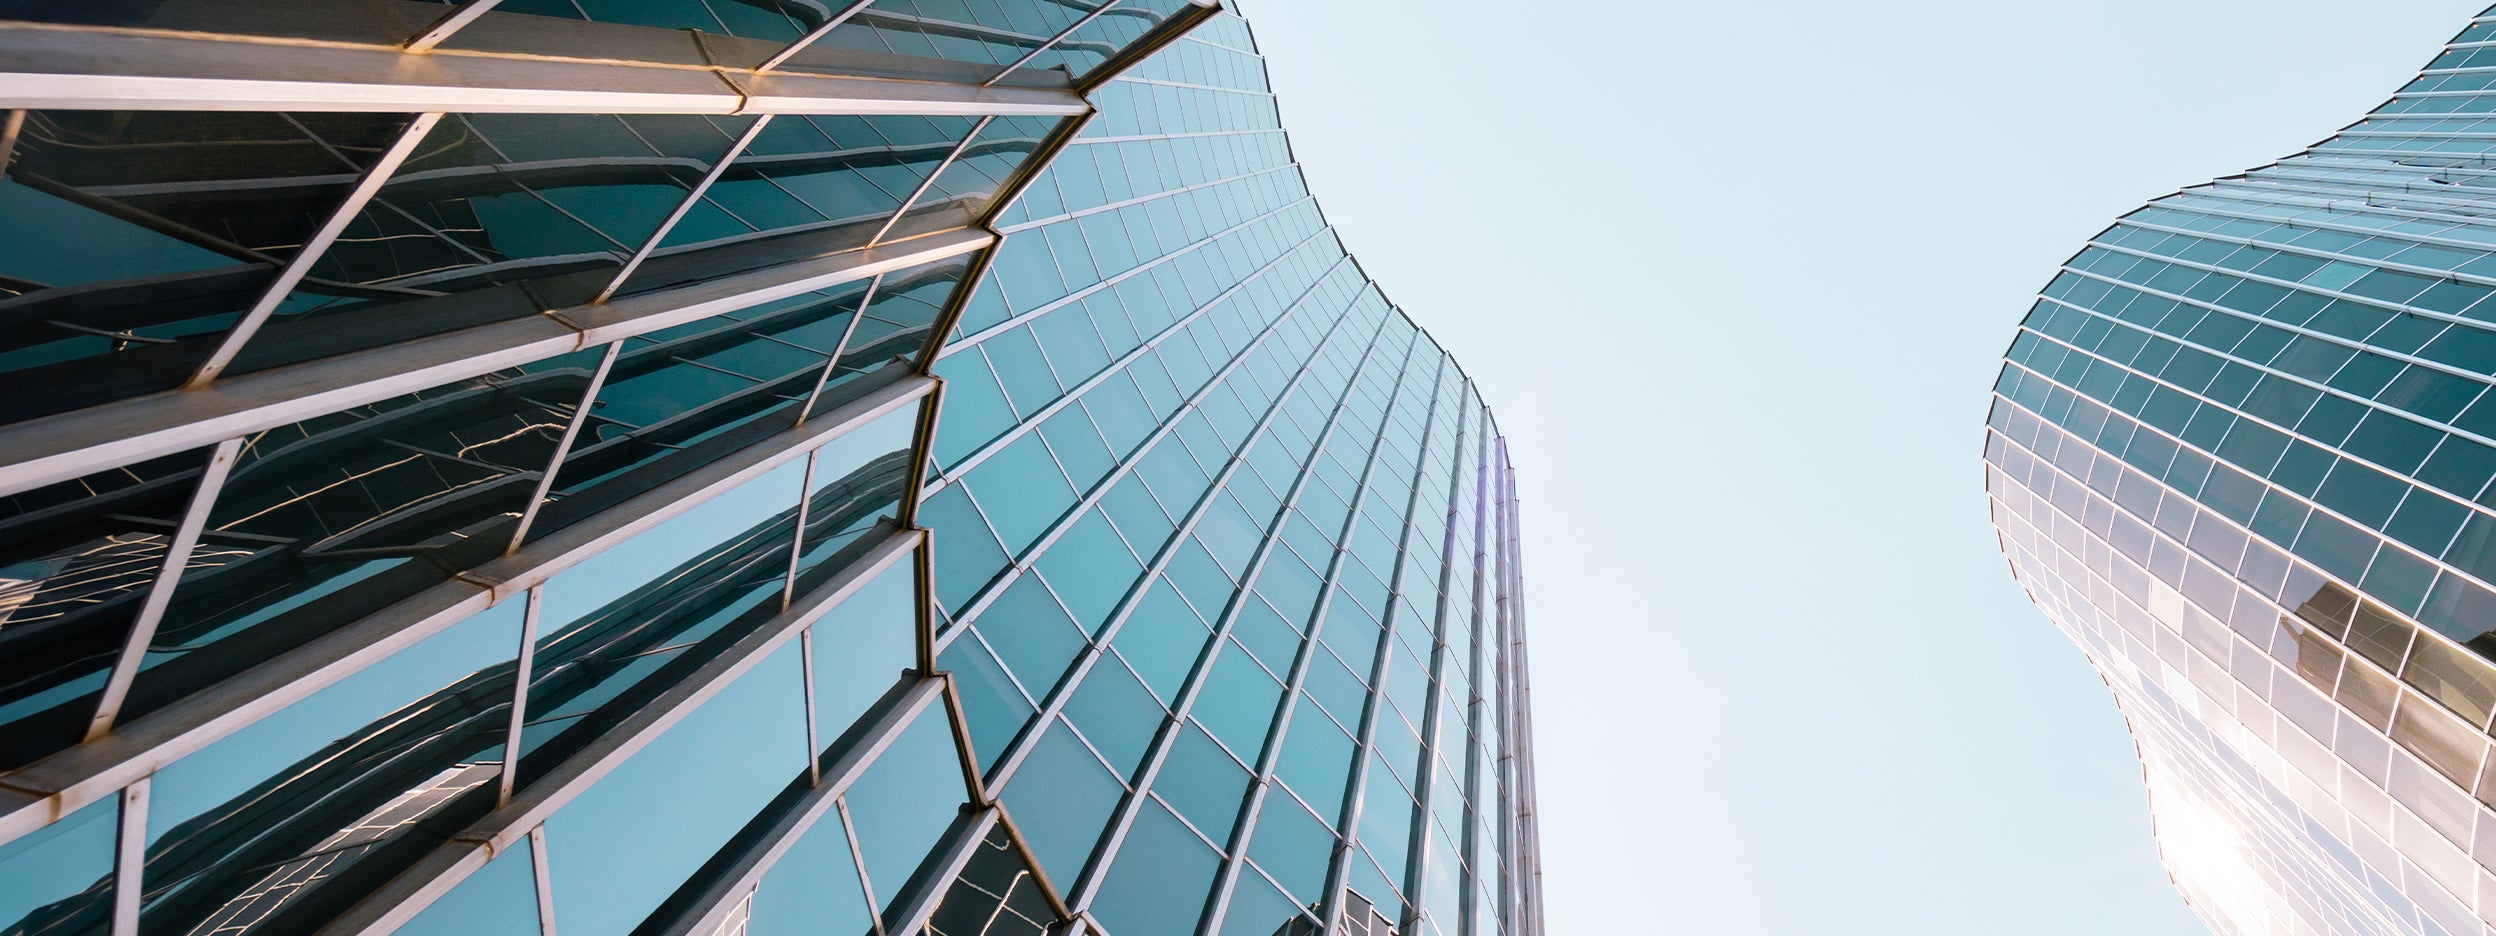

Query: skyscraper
[0,5,1542,936]
[1986,6,2496,935]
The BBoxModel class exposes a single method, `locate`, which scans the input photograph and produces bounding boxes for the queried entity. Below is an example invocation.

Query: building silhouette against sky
[0,4,1543,936]
[1987,5,2496,934]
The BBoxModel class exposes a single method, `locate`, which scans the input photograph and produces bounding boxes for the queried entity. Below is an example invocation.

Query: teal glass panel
[1089,800,1217,936]
[395,845,538,936]
[0,796,116,933]
[543,645,807,936]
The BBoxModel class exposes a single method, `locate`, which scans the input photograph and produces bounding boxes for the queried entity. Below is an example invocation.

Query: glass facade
[0,4,1543,936]
[1988,6,2496,935]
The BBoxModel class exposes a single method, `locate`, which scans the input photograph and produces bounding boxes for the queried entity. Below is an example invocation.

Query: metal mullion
[83,436,244,741]
[595,115,778,304]
[111,778,147,936]
[969,290,1389,821]
[837,798,890,936]
[755,0,879,73]
[508,340,625,553]
[0,108,24,170]
[784,450,821,613]
[528,825,558,936]
[1196,347,1448,936]
[868,116,995,247]
[2008,319,2496,571]
[0,377,935,852]
[2093,213,2496,294]
[1059,294,1413,917]
[316,528,924,936]
[981,1,1126,89]
[498,587,545,806]
[405,0,505,50]
[1496,447,1542,936]
[0,226,990,501]
[795,274,883,429]
[939,229,1337,483]
[189,112,444,387]
[1300,346,1438,933]
[927,253,1358,650]
[1390,388,1470,933]
[2039,267,2496,435]
[948,194,1319,353]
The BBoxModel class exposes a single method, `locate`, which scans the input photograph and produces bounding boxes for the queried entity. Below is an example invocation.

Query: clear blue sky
[1240,1,2485,933]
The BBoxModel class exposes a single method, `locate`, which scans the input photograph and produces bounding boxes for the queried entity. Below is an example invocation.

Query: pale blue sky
[1241,1,2483,933]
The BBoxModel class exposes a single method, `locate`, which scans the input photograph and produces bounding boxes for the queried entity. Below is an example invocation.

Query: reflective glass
[0,111,417,418]
[0,447,210,769]
[750,798,874,936]
[1088,800,1216,936]
[394,843,539,936]
[0,795,116,934]
[139,598,524,936]
[543,645,807,936]
[997,720,1122,883]
[841,704,968,917]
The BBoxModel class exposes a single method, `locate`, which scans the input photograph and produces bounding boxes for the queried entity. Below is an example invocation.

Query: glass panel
[1216,870,1314,936]
[791,405,920,586]
[809,558,918,750]
[620,116,977,296]
[126,346,604,730]
[220,114,754,376]
[0,447,210,769]
[1244,795,1333,908]
[138,599,524,936]
[1150,723,1249,843]
[1016,0,1194,82]
[0,111,417,421]
[1272,704,1353,820]
[749,798,873,936]
[841,703,968,918]
[922,823,1054,936]
[815,1,1094,70]
[0,795,117,934]
[543,645,807,936]
[1088,800,1216,936]
[996,719,1121,883]
[490,0,813,44]
[519,460,805,782]
[895,116,1066,230]
[394,844,540,936]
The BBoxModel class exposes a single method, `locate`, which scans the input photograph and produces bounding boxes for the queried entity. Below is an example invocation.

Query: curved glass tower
[1987,6,2496,935]
[0,4,1543,936]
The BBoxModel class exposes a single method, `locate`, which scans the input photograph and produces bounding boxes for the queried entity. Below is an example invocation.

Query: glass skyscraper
[1987,6,2496,935]
[0,5,1543,936]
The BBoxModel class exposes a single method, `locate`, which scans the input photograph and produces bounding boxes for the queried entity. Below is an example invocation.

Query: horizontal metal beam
[328,528,927,936]
[0,20,1089,115]
[0,225,989,500]
[0,376,933,847]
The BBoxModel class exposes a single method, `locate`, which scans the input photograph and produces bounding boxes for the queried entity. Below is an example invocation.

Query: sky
[1236,1,2487,933]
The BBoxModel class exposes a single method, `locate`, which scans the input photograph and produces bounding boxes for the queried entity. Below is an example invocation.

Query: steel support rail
[0,19,1088,115]
[0,226,987,499]
[0,376,933,846]
[317,527,927,936]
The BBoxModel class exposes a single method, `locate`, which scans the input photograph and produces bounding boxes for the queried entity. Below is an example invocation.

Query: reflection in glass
[0,110,417,420]
[134,599,524,936]
[0,448,210,769]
